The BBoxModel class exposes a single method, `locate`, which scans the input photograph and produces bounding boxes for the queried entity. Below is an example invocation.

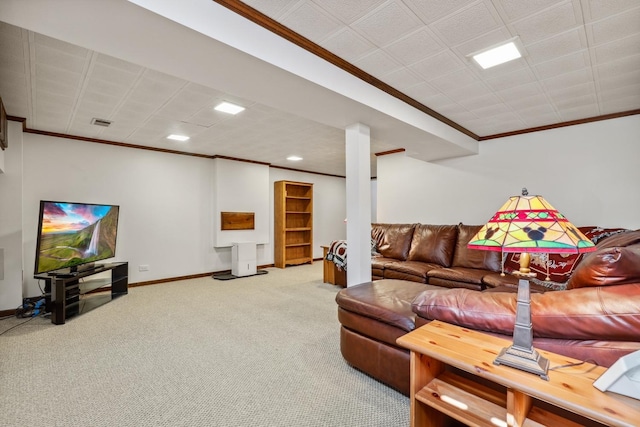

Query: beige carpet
[0,263,408,426]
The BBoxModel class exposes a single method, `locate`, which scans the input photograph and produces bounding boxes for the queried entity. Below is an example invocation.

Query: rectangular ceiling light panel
[471,39,523,69]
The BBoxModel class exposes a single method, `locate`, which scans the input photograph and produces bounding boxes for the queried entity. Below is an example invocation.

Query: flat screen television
[34,201,120,275]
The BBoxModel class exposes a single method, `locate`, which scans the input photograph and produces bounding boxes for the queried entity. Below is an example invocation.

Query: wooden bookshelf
[274,180,313,268]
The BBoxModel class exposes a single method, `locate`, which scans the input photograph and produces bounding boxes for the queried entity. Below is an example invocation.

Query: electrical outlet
[138,265,149,272]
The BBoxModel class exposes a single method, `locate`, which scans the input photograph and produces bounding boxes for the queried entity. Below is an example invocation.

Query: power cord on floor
[0,315,38,336]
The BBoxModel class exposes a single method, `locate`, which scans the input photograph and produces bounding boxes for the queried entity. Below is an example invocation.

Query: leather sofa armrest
[412,284,640,341]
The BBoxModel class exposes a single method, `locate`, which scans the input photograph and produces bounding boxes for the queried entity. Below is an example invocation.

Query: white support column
[345,123,372,286]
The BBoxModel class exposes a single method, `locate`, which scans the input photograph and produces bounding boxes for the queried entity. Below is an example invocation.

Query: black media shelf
[35,262,128,325]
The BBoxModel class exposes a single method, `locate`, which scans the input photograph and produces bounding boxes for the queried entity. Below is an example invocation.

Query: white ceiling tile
[601,93,640,113]
[311,0,387,24]
[429,69,478,92]
[542,69,594,93]
[36,44,88,74]
[525,28,587,64]
[505,93,549,110]
[511,2,581,45]
[446,82,492,102]
[546,81,595,98]
[592,34,640,64]
[594,54,640,80]
[495,81,544,101]
[557,103,600,121]
[472,102,512,118]
[241,0,301,19]
[354,49,403,77]
[419,93,456,111]
[512,102,556,116]
[404,82,440,102]
[35,63,82,87]
[484,68,536,91]
[34,33,88,57]
[320,28,376,62]
[403,0,477,25]
[493,0,563,21]
[409,51,466,80]
[599,83,640,102]
[352,1,423,47]
[588,7,640,45]
[90,62,141,88]
[380,68,424,90]
[533,51,590,80]
[582,0,640,22]
[281,1,345,42]
[457,93,502,110]
[384,28,443,66]
[431,1,502,46]
[552,92,598,110]
[597,69,640,91]
[519,111,560,128]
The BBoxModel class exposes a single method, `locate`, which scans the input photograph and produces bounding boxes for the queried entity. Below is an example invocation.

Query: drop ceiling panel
[319,28,376,63]
[510,2,581,45]
[588,7,640,45]
[384,28,443,66]
[351,1,423,47]
[280,1,343,42]
[0,1,638,177]
[493,0,562,21]
[431,1,502,46]
[310,0,387,24]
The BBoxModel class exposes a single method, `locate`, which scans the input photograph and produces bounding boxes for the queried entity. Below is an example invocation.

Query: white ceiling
[0,0,638,177]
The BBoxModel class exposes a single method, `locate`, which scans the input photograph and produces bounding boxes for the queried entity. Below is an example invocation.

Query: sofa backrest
[371,223,416,261]
[408,224,458,267]
[567,230,640,289]
[452,224,501,272]
[502,226,632,284]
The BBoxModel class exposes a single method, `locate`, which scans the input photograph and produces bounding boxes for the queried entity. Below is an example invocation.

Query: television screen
[34,201,120,275]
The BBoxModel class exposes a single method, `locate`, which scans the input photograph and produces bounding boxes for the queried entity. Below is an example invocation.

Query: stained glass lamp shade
[468,189,596,379]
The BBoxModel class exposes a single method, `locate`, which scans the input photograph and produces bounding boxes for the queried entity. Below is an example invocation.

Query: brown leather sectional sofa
[336,223,640,395]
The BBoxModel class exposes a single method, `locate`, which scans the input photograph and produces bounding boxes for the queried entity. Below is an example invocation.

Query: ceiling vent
[91,118,112,127]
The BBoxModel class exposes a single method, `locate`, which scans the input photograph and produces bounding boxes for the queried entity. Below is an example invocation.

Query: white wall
[378,115,640,229]
[212,158,270,247]
[0,121,24,309]
[0,127,348,309]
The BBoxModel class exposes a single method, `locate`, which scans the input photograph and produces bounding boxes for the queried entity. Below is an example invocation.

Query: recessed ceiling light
[470,39,523,69]
[214,101,245,115]
[287,156,303,161]
[167,134,190,142]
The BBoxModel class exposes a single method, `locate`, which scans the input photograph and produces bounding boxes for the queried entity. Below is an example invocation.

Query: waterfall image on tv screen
[34,201,119,274]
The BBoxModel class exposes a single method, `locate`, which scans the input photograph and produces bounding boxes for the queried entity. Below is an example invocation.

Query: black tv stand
[35,262,128,324]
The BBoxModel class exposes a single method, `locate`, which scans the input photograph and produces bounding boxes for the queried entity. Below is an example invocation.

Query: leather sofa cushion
[335,279,435,332]
[427,267,487,285]
[407,224,458,267]
[412,283,640,341]
[568,244,640,289]
[371,223,416,261]
[371,256,398,270]
[383,269,428,283]
[482,273,560,292]
[452,224,501,272]
[384,260,442,280]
